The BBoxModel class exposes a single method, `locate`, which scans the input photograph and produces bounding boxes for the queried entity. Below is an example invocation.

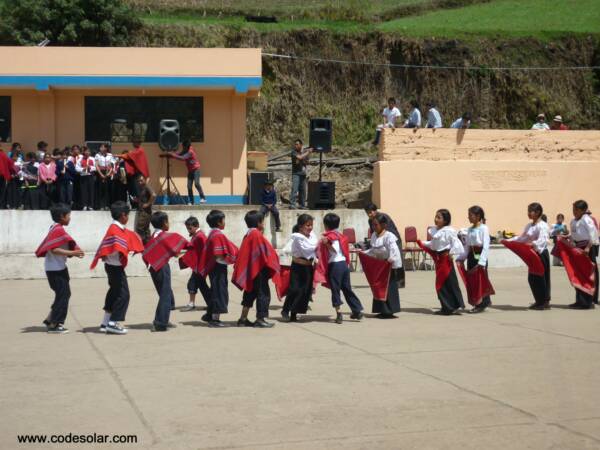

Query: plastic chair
[343,227,359,272]
[403,226,423,271]
[421,227,434,271]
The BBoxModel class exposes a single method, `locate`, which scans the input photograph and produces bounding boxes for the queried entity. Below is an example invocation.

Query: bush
[0,0,142,46]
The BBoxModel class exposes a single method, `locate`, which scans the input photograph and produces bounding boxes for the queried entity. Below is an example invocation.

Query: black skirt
[527,249,550,305]
[372,270,401,314]
[283,262,314,314]
[467,250,491,308]
[437,264,465,312]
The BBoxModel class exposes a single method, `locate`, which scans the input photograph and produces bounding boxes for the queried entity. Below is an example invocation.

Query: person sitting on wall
[450,112,472,129]
[403,100,422,129]
[118,138,150,207]
[425,102,443,128]
[550,115,569,130]
[374,97,402,145]
[531,113,550,130]
[163,139,207,205]
[260,180,281,232]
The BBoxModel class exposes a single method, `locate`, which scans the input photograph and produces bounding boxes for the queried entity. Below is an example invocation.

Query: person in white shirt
[374,97,402,145]
[95,143,114,210]
[450,112,472,129]
[76,146,96,210]
[404,100,422,128]
[425,102,443,128]
[508,202,551,310]
[567,200,599,309]
[531,113,550,130]
[363,213,402,318]
[319,213,363,324]
[421,209,465,315]
[282,214,318,322]
[457,206,494,313]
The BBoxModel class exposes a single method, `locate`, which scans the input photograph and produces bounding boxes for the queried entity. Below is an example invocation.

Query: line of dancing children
[36,199,599,334]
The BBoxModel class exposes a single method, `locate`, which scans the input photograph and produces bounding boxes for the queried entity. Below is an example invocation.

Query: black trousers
[241,268,271,319]
[0,177,6,208]
[150,265,175,327]
[103,264,130,322]
[467,251,491,308]
[437,264,465,312]
[112,178,128,203]
[46,269,71,324]
[260,204,281,229]
[208,263,229,315]
[79,175,95,209]
[528,249,551,305]
[6,179,21,208]
[283,262,314,314]
[187,272,212,304]
[126,174,140,207]
[187,169,205,203]
[575,245,599,307]
[328,260,363,312]
[23,186,41,210]
[372,272,401,314]
[96,176,112,209]
[59,180,73,206]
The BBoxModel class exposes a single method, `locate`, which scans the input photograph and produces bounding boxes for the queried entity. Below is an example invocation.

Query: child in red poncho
[90,201,144,334]
[143,211,188,331]
[180,216,212,312]
[232,210,280,328]
[35,203,84,333]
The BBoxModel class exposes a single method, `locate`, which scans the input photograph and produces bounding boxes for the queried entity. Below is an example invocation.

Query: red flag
[232,229,280,292]
[179,231,208,273]
[501,240,544,276]
[273,265,291,300]
[358,252,391,301]
[142,231,189,271]
[314,230,351,289]
[457,261,495,306]
[90,224,144,269]
[417,240,452,291]
[198,229,238,277]
[35,224,80,257]
[554,238,596,295]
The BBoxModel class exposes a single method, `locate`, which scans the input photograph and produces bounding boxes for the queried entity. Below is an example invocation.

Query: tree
[0,0,142,46]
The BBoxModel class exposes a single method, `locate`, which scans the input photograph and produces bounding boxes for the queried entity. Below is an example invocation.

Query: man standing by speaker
[167,140,207,205]
[290,139,312,210]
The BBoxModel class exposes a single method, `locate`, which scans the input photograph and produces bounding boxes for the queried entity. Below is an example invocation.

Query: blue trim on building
[0,75,262,94]
[155,195,247,205]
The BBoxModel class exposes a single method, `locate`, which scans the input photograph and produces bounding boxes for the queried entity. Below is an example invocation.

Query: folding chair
[343,227,359,272]
[403,226,423,271]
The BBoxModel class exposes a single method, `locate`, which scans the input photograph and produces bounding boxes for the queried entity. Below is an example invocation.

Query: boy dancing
[179,216,212,311]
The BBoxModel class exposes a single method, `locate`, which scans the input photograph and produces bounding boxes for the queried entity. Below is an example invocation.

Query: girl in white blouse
[363,213,402,318]
[282,214,318,322]
[568,200,599,309]
[422,209,465,315]
[457,206,493,313]
[509,202,551,310]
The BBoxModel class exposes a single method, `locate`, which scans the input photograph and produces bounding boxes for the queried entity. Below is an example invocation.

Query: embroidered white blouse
[510,221,549,253]
[365,231,402,268]
[290,232,318,259]
[570,215,599,245]
[423,226,464,256]
[457,224,491,266]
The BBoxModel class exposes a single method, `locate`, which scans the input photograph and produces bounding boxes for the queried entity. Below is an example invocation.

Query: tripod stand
[158,152,184,205]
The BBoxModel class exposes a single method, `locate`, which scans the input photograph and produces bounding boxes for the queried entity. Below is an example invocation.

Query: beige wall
[375,129,600,238]
[1,89,250,197]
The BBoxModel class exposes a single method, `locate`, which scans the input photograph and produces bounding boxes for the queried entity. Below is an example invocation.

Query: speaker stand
[158,155,184,205]
[318,152,323,182]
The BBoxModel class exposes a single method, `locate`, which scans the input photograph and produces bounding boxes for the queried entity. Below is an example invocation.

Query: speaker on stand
[307,118,335,209]
[157,119,184,205]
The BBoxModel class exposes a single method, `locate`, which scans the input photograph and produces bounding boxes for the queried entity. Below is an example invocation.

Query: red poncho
[0,149,16,181]
[456,261,495,306]
[273,265,291,300]
[232,228,280,292]
[122,147,150,178]
[35,224,80,257]
[501,240,545,276]
[358,252,391,301]
[90,224,144,269]
[314,230,351,289]
[143,231,189,271]
[417,240,452,291]
[179,231,208,274]
[198,229,238,277]
[553,238,596,295]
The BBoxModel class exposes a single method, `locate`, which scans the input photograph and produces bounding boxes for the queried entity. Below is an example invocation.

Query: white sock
[102,312,111,326]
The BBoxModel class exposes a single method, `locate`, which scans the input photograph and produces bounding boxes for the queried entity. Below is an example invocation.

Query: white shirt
[104,220,126,266]
[510,221,549,253]
[382,107,402,127]
[291,232,318,259]
[95,152,114,171]
[328,239,347,264]
[451,118,470,129]
[405,108,422,127]
[76,155,96,175]
[426,108,443,128]
[571,215,599,245]
[458,224,490,266]
[424,226,464,256]
[365,231,402,268]
[531,122,550,130]
[44,230,68,272]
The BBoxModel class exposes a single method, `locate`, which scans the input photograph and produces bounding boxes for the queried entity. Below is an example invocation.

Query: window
[0,96,11,143]
[85,97,203,143]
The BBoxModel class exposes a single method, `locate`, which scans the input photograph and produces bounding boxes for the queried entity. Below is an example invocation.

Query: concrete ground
[2,267,600,450]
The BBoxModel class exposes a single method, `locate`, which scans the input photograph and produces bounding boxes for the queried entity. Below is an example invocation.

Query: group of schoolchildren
[35,197,599,334]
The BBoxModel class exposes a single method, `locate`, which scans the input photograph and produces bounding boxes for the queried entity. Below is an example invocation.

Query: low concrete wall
[0,208,369,280]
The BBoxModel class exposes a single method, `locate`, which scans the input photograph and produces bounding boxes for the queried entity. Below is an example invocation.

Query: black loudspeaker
[308,181,335,209]
[309,118,332,153]
[159,119,180,151]
[249,171,272,205]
